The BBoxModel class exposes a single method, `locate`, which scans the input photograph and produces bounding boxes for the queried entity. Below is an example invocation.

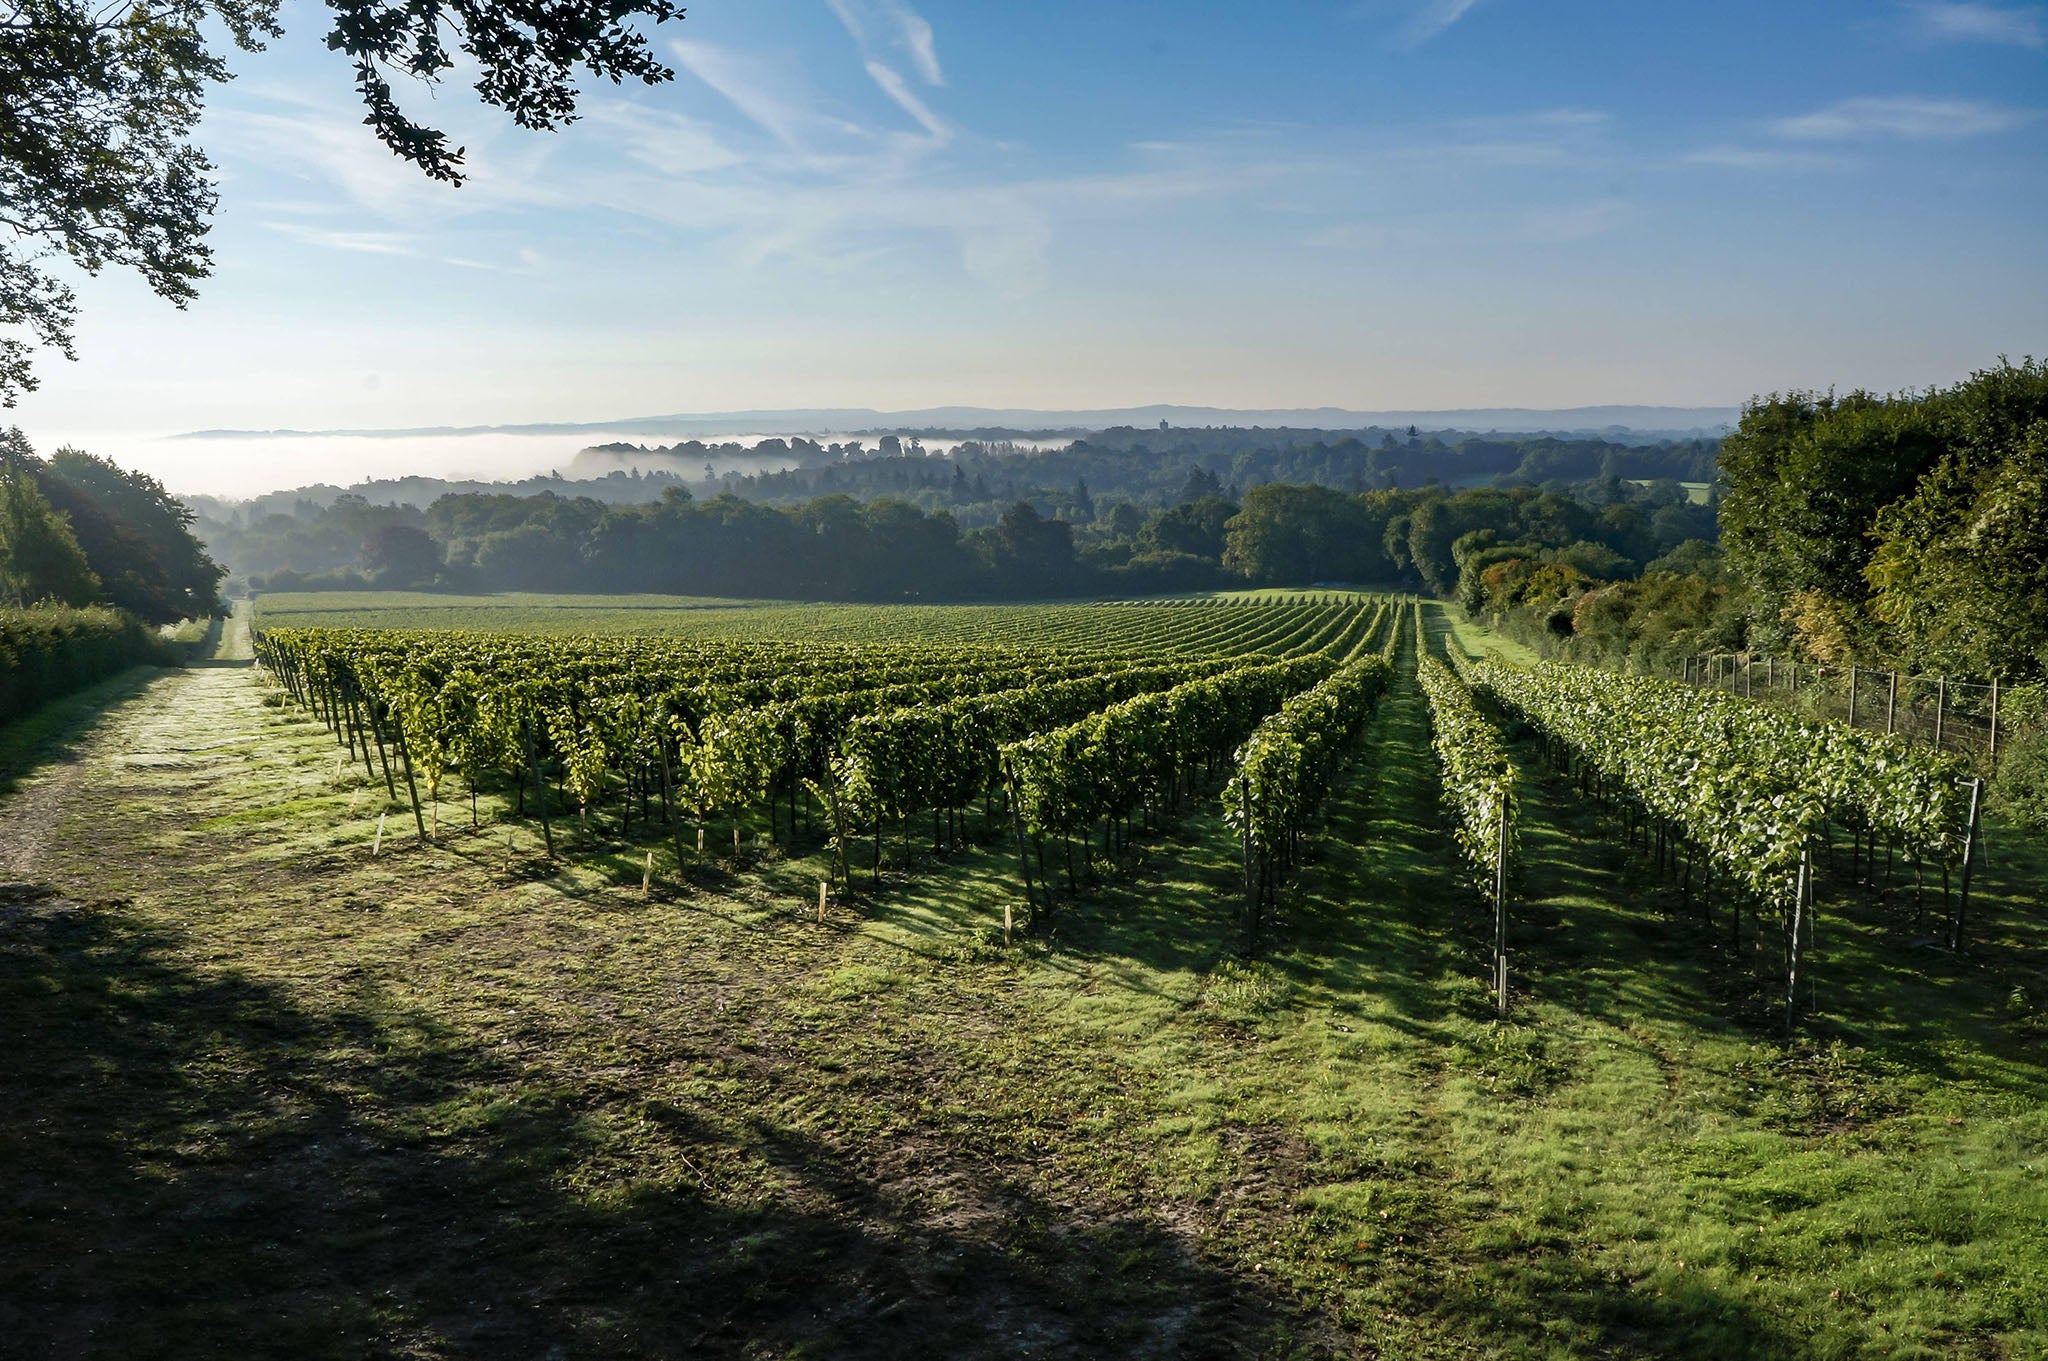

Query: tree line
[239,474,1716,606]
[1,430,224,623]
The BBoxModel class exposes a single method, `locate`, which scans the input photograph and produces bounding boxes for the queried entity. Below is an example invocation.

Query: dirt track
[0,605,252,886]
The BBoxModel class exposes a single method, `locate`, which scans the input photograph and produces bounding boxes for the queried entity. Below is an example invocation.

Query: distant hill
[175,403,1740,444]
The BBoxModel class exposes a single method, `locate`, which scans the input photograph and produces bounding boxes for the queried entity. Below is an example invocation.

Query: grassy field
[2,603,2044,1358]
[250,588,1412,640]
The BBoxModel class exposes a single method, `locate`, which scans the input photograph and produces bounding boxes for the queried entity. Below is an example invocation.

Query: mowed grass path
[0,607,2043,1358]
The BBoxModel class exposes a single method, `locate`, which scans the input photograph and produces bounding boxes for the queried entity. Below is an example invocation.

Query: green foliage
[1416,642,1517,896]
[1139,496,1238,559]
[0,443,97,606]
[1719,361,2048,676]
[42,446,225,621]
[1222,483,1387,584]
[1991,682,2048,833]
[255,599,1388,865]
[1865,375,2048,677]
[1223,650,1392,873]
[1006,656,1336,843]
[1474,657,1972,909]
[0,603,154,723]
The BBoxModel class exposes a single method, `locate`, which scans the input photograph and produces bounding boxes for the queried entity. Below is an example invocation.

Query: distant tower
[1159,418,1169,432]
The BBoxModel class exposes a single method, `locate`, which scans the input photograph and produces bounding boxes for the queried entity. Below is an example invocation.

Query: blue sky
[17,0,2047,491]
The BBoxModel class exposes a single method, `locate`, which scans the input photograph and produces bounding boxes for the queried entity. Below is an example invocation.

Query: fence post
[1745,654,1753,699]
[1495,785,1509,1015]
[1887,671,1898,736]
[1989,678,2001,764]
[1847,666,1857,727]
[1953,777,1983,952]
[1935,676,1946,749]
[1786,847,1810,1033]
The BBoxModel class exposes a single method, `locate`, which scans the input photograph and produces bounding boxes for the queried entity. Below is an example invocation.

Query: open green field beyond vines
[249,588,1377,640]
[2,594,2045,1360]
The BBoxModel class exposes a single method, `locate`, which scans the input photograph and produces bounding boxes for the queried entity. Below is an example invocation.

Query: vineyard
[7,592,2043,1360]
[253,596,1402,945]
[252,589,1999,1022]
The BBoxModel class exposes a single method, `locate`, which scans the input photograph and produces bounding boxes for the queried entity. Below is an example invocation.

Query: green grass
[0,665,161,797]
[3,603,2044,1357]
[1437,603,1542,667]
[251,588,1417,639]
[251,590,772,634]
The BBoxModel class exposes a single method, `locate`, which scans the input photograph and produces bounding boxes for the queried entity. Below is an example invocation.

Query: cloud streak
[863,60,952,141]
[1398,0,1484,47]
[1772,95,2036,139]
[889,2,945,84]
[1684,145,1852,171]
[1907,1,2046,47]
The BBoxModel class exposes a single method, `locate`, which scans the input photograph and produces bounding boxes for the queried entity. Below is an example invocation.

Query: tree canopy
[0,0,686,404]
[1720,359,2048,677]
[1,430,223,619]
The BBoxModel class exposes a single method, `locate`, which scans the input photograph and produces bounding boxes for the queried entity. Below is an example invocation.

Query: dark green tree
[0,434,97,604]
[1718,391,1945,654]
[43,447,224,620]
[360,522,442,588]
[1864,362,2048,675]
[1140,497,1238,560]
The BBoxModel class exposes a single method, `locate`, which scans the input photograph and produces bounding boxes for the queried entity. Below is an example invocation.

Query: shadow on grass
[0,894,1309,1360]
[0,667,163,800]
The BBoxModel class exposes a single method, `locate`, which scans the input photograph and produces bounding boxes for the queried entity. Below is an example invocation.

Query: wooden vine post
[1002,762,1038,913]
[657,734,685,879]
[388,708,428,843]
[1952,777,1984,952]
[1240,771,1259,958]
[1494,783,1509,1016]
[1785,847,1811,1034]
[522,717,555,859]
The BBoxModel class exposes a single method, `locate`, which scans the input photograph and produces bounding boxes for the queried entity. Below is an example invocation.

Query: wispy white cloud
[207,87,555,225]
[577,103,745,176]
[829,0,945,83]
[1906,1,2046,47]
[1520,198,1633,242]
[1772,95,2036,139]
[258,221,534,273]
[1397,0,1485,48]
[670,40,815,147]
[863,60,952,141]
[1394,107,1610,165]
[261,222,417,256]
[888,2,945,84]
[1684,145,1853,171]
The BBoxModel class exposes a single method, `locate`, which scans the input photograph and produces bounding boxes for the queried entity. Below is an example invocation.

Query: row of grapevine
[1214,599,1409,951]
[1415,625,1521,1010]
[1222,656,1393,952]
[258,626,1252,853]
[1002,656,1336,905]
[1470,654,1979,1024]
[1416,652,1518,904]
[1472,658,1971,908]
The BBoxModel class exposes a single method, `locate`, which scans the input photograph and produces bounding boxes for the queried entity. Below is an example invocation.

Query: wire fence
[1669,654,2012,771]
